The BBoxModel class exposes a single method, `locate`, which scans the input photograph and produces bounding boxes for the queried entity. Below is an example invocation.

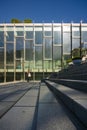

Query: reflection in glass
[15,26,24,36]
[6,26,14,31]
[63,54,71,66]
[6,43,14,64]
[82,31,87,42]
[16,60,22,69]
[63,54,71,61]
[16,31,24,36]
[0,32,4,47]
[15,26,24,31]
[72,27,80,36]
[53,46,61,60]
[35,46,42,68]
[44,60,52,69]
[72,39,80,57]
[0,48,4,69]
[25,40,33,61]
[16,38,24,58]
[45,38,52,59]
[0,26,4,31]
[72,39,80,50]
[54,31,61,44]
[35,46,42,60]
[44,27,52,36]
[53,46,61,68]
[25,31,33,39]
[63,26,70,32]
[6,65,14,69]
[63,33,71,53]
[35,31,43,44]
[6,31,14,41]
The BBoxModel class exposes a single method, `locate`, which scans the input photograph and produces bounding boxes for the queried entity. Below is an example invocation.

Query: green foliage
[72,48,80,58]
[66,58,72,63]
[23,19,32,23]
[11,19,21,23]
[11,18,32,23]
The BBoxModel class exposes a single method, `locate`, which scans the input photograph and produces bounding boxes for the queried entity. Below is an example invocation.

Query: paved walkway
[0,82,86,130]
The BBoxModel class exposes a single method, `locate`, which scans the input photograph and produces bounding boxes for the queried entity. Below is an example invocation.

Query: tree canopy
[23,19,32,23]
[11,19,21,23]
[11,18,32,23]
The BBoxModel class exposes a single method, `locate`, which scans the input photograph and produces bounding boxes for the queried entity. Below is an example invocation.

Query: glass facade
[0,23,87,82]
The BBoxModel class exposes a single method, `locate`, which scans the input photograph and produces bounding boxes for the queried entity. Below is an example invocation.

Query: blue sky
[0,0,87,23]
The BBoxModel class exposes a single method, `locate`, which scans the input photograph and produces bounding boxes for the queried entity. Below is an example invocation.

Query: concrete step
[0,82,86,130]
[37,83,80,130]
[49,79,87,92]
[45,80,87,129]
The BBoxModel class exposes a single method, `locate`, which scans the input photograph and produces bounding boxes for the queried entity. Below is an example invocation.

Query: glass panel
[6,26,14,31]
[25,40,33,61]
[45,38,52,59]
[15,26,24,36]
[0,48,4,69]
[16,38,24,58]
[54,26,61,31]
[6,43,14,64]
[53,46,61,60]
[81,27,87,55]
[6,70,14,82]
[35,27,42,31]
[15,26,24,31]
[63,26,70,32]
[63,54,71,67]
[0,32,4,47]
[72,39,80,49]
[25,31,33,39]
[53,46,61,69]
[63,54,71,60]
[63,33,71,53]
[72,39,80,57]
[35,31,43,44]
[54,31,61,44]
[44,27,52,36]
[16,60,22,69]
[82,31,87,42]
[35,46,42,68]
[72,27,80,36]
[44,60,52,69]
[6,65,14,69]
[16,31,24,36]
[0,26,4,31]
[6,31,14,41]
[25,26,33,31]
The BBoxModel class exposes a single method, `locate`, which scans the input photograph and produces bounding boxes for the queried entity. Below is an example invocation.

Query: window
[35,31,43,44]
[25,40,33,61]
[44,27,52,36]
[45,38,52,59]
[6,43,14,64]
[6,31,14,41]
[16,37,24,58]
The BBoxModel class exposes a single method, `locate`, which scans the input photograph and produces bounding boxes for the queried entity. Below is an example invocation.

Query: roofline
[0,23,87,26]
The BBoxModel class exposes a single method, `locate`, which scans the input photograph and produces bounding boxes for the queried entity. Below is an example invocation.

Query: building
[0,22,87,82]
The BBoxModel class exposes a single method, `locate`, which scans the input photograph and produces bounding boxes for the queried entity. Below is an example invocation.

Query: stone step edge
[49,79,87,92]
[45,80,87,129]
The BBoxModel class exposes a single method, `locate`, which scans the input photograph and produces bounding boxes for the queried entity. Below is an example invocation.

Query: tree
[23,19,32,23]
[11,18,32,23]
[11,19,21,23]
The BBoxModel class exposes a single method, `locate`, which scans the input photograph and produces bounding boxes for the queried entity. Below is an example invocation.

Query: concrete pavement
[0,81,86,130]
